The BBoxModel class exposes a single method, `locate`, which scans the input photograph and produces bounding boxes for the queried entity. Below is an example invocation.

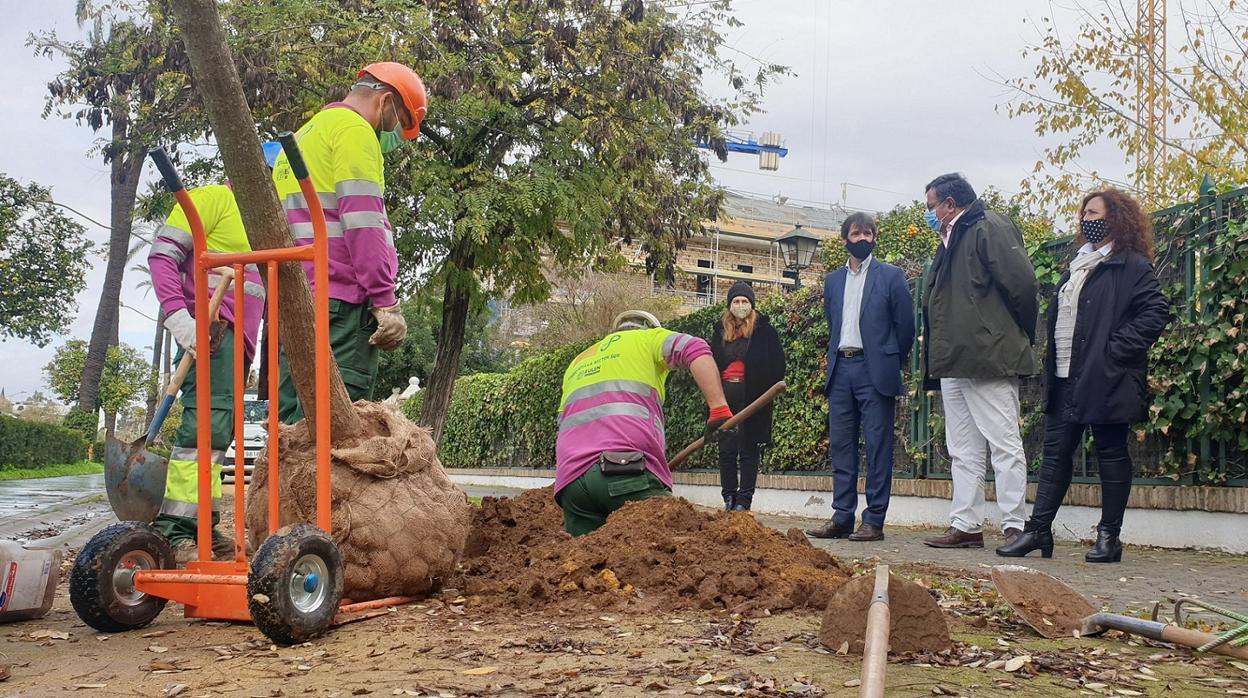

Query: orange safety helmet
[358,62,428,140]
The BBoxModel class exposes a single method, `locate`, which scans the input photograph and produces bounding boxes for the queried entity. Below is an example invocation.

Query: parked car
[223,397,268,485]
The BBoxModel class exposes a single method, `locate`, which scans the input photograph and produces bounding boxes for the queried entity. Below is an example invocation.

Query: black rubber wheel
[248,523,343,645]
[69,521,174,633]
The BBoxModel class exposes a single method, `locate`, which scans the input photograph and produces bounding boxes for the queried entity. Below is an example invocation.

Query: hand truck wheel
[69,522,174,633]
[247,523,344,645]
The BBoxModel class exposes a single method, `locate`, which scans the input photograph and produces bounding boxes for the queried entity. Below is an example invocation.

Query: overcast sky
[0,0,1131,400]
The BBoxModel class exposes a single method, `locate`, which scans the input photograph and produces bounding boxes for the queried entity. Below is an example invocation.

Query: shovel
[104,268,235,522]
[666,380,785,469]
[991,564,1248,660]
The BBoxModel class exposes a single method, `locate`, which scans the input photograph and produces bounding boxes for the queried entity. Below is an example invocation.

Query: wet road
[0,473,113,548]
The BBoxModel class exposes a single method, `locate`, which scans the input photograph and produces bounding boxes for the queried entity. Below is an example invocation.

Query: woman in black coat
[710,282,786,511]
[997,189,1170,563]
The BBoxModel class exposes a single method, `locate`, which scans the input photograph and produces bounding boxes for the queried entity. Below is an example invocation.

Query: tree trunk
[419,241,475,443]
[145,309,165,425]
[167,0,361,441]
[76,122,143,426]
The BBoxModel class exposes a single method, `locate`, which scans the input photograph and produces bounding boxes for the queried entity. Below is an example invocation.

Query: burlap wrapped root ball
[246,401,471,601]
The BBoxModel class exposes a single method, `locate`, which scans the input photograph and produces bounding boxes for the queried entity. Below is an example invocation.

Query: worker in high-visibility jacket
[149,184,265,563]
[554,311,734,536]
[271,61,428,423]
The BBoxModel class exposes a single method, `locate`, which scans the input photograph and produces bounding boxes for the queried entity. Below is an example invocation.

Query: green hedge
[405,288,833,472]
[0,414,88,468]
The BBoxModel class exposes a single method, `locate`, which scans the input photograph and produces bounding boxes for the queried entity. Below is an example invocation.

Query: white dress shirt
[838,255,873,350]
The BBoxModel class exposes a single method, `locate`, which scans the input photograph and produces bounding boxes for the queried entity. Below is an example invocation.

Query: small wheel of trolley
[70,522,175,633]
[248,523,344,645]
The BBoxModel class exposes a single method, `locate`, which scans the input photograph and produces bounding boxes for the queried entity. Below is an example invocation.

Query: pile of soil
[246,402,471,601]
[455,488,849,615]
[818,573,952,654]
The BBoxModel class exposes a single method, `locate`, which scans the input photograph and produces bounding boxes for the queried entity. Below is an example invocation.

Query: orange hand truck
[70,135,407,645]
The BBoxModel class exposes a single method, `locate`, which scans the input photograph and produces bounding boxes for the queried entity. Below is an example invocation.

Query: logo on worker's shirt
[599,335,622,353]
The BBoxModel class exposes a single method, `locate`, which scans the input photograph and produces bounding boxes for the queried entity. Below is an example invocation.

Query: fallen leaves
[459,666,497,676]
[29,629,69,641]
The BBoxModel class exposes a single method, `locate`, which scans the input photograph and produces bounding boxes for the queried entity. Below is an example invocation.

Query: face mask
[846,239,875,260]
[924,208,942,231]
[378,96,404,154]
[1081,218,1109,244]
[730,304,752,319]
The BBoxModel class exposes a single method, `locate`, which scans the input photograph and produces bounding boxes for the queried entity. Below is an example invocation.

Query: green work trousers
[153,328,236,544]
[558,463,671,537]
[277,299,380,424]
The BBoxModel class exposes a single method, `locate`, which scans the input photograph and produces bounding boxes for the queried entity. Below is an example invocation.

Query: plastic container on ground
[0,540,61,623]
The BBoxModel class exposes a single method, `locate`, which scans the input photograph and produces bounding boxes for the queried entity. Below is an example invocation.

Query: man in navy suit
[807,213,915,542]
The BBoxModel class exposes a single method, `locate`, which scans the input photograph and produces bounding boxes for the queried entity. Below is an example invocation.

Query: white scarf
[1059,249,1108,313]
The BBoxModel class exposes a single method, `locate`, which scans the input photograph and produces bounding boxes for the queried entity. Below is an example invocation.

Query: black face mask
[1081,218,1109,244]
[846,239,875,260]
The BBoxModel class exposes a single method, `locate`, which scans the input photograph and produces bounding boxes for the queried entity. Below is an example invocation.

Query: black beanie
[727,281,755,307]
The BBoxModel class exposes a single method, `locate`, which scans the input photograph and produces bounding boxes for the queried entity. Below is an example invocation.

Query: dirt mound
[818,572,951,654]
[246,402,471,601]
[456,489,848,615]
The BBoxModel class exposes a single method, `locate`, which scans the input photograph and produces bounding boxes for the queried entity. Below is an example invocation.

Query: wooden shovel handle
[667,380,785,469]
[164,266,236,397]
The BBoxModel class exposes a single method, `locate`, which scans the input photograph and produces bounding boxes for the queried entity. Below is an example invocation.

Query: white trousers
[940,377,1029,533]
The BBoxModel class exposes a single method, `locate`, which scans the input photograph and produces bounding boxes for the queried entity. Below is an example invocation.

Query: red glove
[705,404,734,443]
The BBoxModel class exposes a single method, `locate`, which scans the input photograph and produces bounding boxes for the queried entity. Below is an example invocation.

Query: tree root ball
[246,402,471,601]
[818,572,952,654]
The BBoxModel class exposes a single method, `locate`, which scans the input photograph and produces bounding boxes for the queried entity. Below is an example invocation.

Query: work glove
[165,309,198,356]
[369,303,407,351]
[704,404,734,444]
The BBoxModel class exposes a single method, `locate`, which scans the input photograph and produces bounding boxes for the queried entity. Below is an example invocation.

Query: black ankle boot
[995,524,1054,558]
[723,493,735,511]
[1085,528,1123,563]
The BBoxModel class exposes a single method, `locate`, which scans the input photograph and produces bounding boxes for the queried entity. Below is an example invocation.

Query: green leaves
[0,175,93,346]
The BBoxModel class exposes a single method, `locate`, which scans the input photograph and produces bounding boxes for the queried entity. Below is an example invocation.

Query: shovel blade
[103,435,168,523]
[991,565,1099,639]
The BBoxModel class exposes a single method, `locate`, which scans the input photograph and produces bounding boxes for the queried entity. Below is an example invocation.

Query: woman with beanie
[996,189,1169,563]
[710,282,785,511]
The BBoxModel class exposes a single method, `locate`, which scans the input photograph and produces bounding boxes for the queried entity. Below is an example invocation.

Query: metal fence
[898,180,1248,487]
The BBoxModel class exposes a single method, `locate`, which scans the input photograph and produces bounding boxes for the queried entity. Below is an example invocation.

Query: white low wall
[449,472,1248,554]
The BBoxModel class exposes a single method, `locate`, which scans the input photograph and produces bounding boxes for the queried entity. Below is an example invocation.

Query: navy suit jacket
[823,259,916,397]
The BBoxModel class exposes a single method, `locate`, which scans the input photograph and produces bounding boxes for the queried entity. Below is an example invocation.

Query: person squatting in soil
[710,282,785,512]
[273,62,427,422]
[553,310,733,536]
[996,189,1169,563]
[149,183,265,563]
[807,212,914,542]
[919,173,1040,551]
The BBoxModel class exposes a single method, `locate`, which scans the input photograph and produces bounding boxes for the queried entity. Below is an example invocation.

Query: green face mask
[378,96,404,155]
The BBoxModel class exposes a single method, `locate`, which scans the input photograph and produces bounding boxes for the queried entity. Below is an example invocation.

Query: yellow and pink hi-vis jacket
[148,184,265,363]
[553,327,711,496]
[271,103,397,309]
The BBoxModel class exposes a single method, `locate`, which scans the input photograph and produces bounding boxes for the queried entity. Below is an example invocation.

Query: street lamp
[775,224,821,289]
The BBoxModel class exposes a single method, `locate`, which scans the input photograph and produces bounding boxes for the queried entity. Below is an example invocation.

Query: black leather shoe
[723,494,735,511]
[1085,528,1123,563]
[848,523,884,542]
[805,519,853,539]
[995,526,1054,558]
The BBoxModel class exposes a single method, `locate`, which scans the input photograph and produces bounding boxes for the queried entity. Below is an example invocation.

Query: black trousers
[718,381,760,502]
[1029,378,1134,535]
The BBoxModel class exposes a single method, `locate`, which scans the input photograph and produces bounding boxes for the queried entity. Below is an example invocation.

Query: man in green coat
[919,173,1039,551]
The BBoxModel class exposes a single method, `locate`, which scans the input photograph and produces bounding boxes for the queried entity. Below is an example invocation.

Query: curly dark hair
[1078,189,1155,261]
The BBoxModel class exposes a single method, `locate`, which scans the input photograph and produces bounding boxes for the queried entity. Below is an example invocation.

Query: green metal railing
[896,181,1248,487]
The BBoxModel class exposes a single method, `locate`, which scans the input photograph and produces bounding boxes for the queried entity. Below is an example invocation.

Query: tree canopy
[0,174,93,346]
